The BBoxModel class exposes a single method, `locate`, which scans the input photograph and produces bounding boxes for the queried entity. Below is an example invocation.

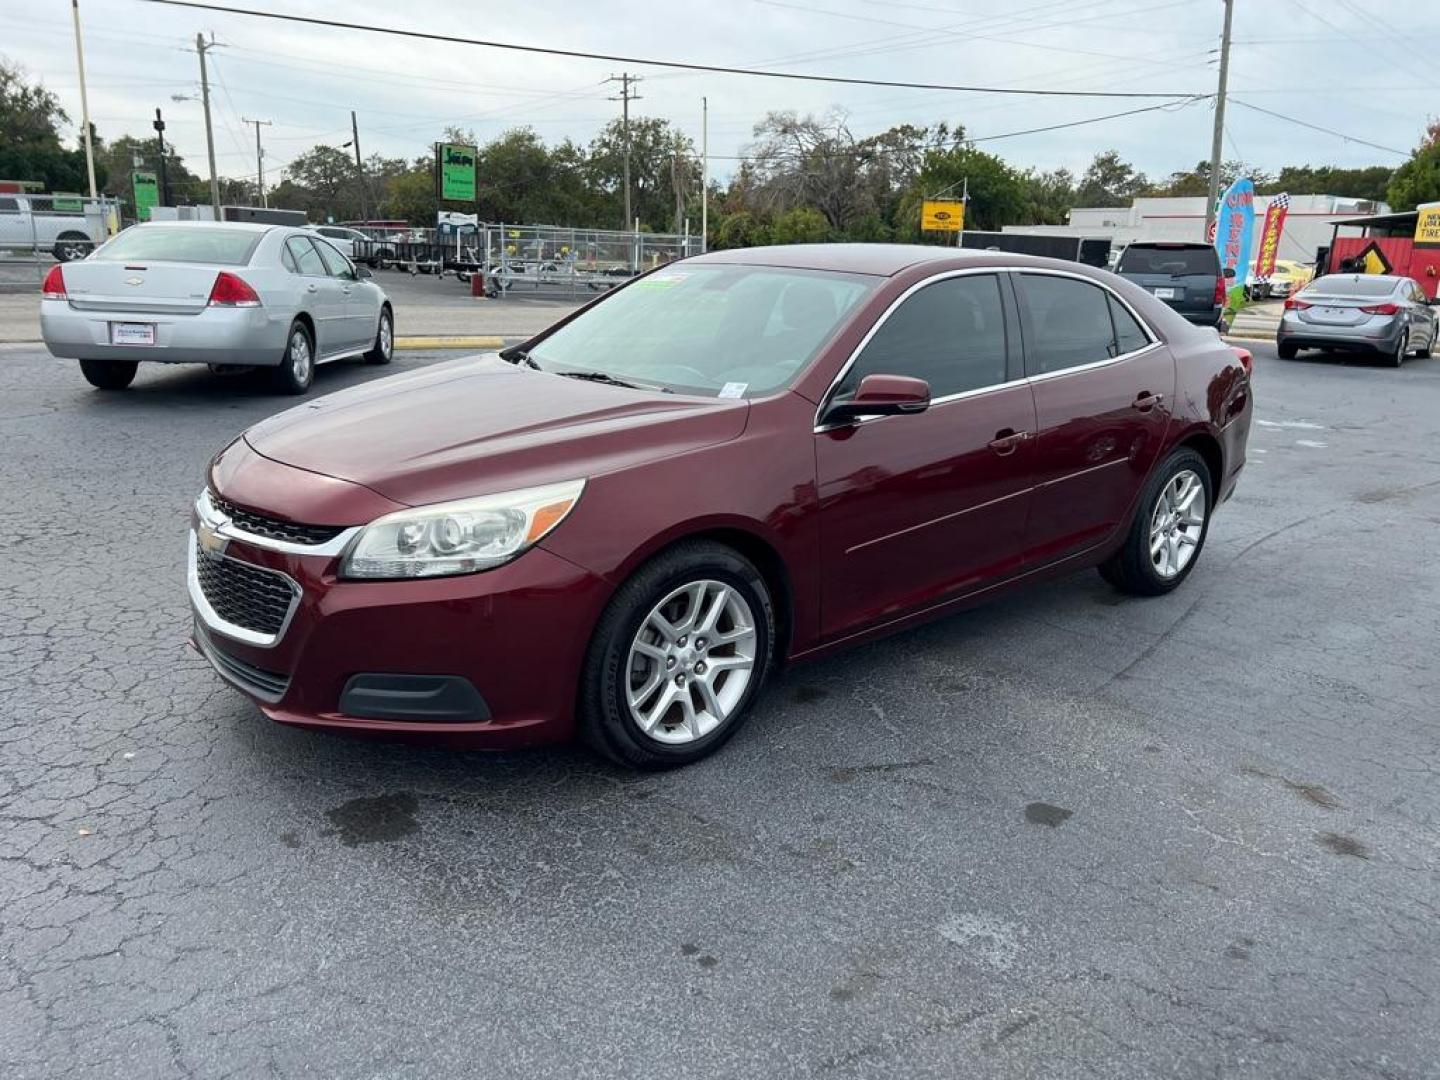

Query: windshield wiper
[556,369,671,392]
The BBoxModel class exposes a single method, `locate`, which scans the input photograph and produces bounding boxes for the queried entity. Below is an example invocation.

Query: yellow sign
[922,199,964,233]
[1414,202,1440,247]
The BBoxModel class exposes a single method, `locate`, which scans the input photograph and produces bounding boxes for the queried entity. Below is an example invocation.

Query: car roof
[131,220,275,234]
[687,243,1063,277]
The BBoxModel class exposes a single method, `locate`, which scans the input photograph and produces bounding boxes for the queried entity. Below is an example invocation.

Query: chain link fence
[0,193,122,290]
[354,222,704,299]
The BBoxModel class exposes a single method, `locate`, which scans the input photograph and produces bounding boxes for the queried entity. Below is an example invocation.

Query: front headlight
[340,479,585,579]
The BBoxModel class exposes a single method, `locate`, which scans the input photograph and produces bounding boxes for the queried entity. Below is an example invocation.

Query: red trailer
[1326,210,1440,298]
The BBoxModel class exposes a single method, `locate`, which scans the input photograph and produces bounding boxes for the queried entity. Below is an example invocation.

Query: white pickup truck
[0,195,109,262]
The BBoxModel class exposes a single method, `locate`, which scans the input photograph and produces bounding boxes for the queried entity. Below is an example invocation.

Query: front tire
[1100,447,1212,597]
[579,541,775,769]
[78,358,137,390]
[271,320,314,395]
[365,307,394,365]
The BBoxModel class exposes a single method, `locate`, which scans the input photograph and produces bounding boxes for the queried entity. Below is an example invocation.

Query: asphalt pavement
[2,341,1438,1079]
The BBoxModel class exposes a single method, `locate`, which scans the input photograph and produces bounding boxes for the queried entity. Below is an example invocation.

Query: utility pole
[350,111,368,220]
[195,33,223,220]
[70,0,98,198]
[701,97,708,253]
[606,73,642,230]
[152,108,170,207]
[241,117,272,207]
[1203,0,1234,242]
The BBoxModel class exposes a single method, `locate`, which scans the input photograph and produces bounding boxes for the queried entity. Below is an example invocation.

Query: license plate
[110,322,155,346]
[1152,287,1176,300]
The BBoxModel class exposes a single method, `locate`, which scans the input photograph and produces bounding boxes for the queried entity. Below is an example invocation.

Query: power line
[1229,99,1410,158]
[132,0,1204,99]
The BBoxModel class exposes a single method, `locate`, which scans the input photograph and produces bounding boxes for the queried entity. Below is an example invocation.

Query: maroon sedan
[189,245,1251,768]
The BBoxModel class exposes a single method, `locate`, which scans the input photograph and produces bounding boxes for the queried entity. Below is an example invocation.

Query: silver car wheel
[625,579,757,745]
[1149,469,1207,580]
[379,313,393,359]
[289,328,312,382]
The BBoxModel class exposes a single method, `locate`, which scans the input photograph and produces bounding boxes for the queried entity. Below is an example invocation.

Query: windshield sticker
[635,272,689,289]
[718,382,748,399]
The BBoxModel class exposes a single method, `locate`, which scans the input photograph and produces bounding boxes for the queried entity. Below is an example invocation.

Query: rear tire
[1277,341,1298,360]
[271,320,314,395]
[1099,447,1213,597]
[78,358,137,390]
[579,541,775,770]
[365,307,394,365]
[1389,331,1407,368]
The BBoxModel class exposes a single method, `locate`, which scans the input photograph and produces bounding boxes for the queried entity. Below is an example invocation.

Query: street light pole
[69,0,98,199]
[1203,0,1235,242]
[701,96,708,253]
[350,111,368,221]
[195,33,222,220]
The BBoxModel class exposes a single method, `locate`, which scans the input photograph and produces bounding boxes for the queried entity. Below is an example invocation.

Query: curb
[395,336,508,351]
[1222,330,1277,343]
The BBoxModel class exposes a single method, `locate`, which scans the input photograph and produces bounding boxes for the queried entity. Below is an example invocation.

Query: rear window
[93,226,262,265]
[1304,275,1397,298]
[1117,245,1219,276]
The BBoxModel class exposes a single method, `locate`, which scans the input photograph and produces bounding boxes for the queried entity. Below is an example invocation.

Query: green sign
[132,171,159,220]
[438,143,476,202]
[52,193,84,212]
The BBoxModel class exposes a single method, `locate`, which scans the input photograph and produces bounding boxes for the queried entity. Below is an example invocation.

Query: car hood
[242,354,750,507]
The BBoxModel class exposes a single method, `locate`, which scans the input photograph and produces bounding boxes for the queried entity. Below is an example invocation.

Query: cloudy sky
[4,0,1433,188]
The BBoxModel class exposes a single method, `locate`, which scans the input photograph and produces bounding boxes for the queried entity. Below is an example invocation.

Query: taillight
[1213,276,1226,305]
[1231,346,1253,376]
[1284,298,1311,311]
[41,265,66,300]
[207,271,261,307]
[1359,302,1399,315]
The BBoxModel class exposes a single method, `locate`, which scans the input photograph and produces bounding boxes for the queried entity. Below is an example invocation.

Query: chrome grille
[193,542,298,637]
[212,495,345,546]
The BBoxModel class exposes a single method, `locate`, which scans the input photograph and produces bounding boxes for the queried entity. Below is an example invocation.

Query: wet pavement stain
[1024,802,1074,828]
[792,685,829,704]
[278,831,302,849]
[1242,765,1341,809]
[697,955,719,969]
[1224,937,1255,961]
[830,759,934,783]
[680,943,699,956]
[1317,831,1370,860]
[324,792,420,847]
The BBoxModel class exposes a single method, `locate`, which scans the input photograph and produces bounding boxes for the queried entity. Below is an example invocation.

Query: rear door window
[286,237,327,276]
[0,197,19,213]
[1117,246,1218,276]
[1017,274,1119,375]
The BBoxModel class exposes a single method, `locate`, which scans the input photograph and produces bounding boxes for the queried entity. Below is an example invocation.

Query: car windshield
[524,263,876,397]
[1117,246,1218,276]
[1304,275,1397,298]
[93,227,262,265]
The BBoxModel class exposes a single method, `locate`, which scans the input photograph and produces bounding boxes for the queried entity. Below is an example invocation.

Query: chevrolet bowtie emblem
[125,276,143,286]
[197,521,229,561]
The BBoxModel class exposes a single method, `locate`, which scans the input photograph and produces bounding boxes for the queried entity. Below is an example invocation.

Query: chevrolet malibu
[189,245,1252,768]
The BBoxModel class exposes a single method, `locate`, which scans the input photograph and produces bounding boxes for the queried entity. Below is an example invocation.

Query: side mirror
[1223,267,1236,280]
[823,374,931,426]
[355,265,373,280]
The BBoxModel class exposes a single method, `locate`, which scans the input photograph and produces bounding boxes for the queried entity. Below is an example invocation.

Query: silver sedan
[1277,273,1437,367]
[40,221,394,393]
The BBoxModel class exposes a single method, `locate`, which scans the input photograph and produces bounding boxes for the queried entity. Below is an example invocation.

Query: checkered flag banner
[1253,193,1291,284]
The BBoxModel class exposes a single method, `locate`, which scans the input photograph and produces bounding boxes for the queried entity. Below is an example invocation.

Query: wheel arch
[1175,426,1224,493]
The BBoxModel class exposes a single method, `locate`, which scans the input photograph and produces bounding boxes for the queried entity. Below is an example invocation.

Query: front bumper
[41,300,287,366]
[189,530,613,747]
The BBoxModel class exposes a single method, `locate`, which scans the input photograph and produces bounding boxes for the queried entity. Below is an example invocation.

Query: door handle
[306,284,318,293]
[341,287,353,296]
[1132,391,1164,412]
[988,429,1030,455]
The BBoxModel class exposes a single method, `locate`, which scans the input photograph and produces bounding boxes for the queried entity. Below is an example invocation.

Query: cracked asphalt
[2,340,1438,1079]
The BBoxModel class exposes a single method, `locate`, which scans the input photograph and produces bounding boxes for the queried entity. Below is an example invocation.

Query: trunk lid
[58,260,223,314]
[1297,296,1376,327]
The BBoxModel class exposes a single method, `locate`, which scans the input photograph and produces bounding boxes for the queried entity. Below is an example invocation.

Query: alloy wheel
[1149,469,1207,580]
[379,314,393,359]
[290,329,313,382]
[625,579,757,744]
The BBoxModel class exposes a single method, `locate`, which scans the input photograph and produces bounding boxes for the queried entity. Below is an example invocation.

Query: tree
[1264,164,1392,203]
[1386,122,1440,211]
[96,134,202,213]
[0,57,100,192]
[745,110,869,232]
[588,116,695,230]
[1021,167,1077,225]
[280,144,362,221]
[1147,159,1272,198]
[1075,151,1145,208]
[898,144,1028,237]
[768,207,831,244]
